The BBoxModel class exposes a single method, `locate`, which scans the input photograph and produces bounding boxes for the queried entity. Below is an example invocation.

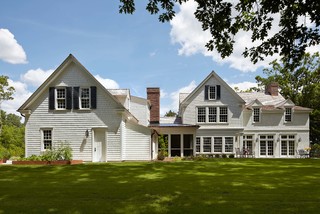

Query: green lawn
[1,159,320,214]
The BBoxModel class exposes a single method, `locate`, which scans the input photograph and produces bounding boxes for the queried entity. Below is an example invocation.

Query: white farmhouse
[18,55,311,161]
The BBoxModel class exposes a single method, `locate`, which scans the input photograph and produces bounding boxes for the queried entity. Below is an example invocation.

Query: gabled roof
[18,54,126,113]
[180,71,245,106]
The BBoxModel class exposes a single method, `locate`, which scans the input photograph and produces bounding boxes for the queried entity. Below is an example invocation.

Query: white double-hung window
[253,108,260,123]
[285,108,292,122]
[80,87,90,109]
[56,88,66,109]
[197,106,228,123]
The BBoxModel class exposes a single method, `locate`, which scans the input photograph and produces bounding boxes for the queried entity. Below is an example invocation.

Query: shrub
[215,154,220,158]
[222,154,227,158]
[157,150,166,161]
[310,144,320,158]
[229,154,235,158]
[0,146,11,160]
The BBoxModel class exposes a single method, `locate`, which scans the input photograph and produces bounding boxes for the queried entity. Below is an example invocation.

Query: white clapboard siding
[123,122,151,160]
[24,62,123,162]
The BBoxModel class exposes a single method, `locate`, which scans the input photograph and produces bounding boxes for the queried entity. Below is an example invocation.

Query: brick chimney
[147,87,160,124]
[265,82,279,96]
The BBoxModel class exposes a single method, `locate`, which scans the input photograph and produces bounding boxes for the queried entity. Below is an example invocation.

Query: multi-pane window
[259,135,274,156]
[196,137,201,153]
[80,88,90,109]
[219,107,228,122]
[213,137,223,153]
[224,137,233,153]
[208,86,216,100]
[243,135,253,152]
[197,106,228,123]
[197,107,206,123]
[196,136,234,154]
[208,107,217,122]
[285,108,292,122]
[253,108,260,122]
[281,135,295,156]
[43,130,52,150]
[56,88,66,109]
[203,137,212,152]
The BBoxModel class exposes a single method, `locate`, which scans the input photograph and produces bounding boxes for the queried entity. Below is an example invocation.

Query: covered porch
[150,124,199,159]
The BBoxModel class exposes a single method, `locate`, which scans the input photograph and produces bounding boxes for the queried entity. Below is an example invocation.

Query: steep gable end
[180,71,245,107]
[18,54,125,112]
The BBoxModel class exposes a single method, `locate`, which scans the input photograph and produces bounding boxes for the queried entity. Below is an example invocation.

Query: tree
[164,110,177,117]
[255,52,320,145]
[0,110,24,158]
[119,0,320,65]
[0,75,15,134]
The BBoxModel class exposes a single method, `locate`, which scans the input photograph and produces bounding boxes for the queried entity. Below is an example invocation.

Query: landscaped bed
[0,159,320,213]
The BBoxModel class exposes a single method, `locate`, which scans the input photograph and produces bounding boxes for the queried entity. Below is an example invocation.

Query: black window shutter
[90,86,97,109]
[66,87,72,109]
[204,85,209,100]
[217,85,221,100]
[49,87,55,110]
[73,87,79,109]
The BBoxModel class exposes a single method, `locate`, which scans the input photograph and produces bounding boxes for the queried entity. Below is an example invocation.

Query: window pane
[196,137,200,153]
[56,88,66,109]
[209,86,216,100]
[203,137,211,152]
[219,107,228,122]
[253,108,260,122]
[225,137,233,153]
[43,130,52,150]
[197,107,206,123]
[208,107,217,122]
[285,108,292,122]
[81,88,90,108]
[214,137,222,152]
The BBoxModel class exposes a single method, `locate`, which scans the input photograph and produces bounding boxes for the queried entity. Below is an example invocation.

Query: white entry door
[93,129,106,162]
[93,141,102,162]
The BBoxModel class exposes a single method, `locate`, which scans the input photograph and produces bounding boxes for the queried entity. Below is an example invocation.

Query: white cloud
[160,80,197,116]
[1,79,32,116]
[170,1,282,72]
[228,81,258,91]
[94,75,119,89]
[0,28,27,64]
[21,68,54,87]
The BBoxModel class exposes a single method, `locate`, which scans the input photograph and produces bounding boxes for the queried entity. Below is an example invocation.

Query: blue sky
[1,0,300,116]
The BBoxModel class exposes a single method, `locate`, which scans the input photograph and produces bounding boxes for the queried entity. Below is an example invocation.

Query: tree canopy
[255,52,320,144]
[119,0,320,65]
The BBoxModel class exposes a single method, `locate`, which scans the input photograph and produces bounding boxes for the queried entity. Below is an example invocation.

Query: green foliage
[221,154,227,158]
[0,75,15,102]
[119,0,320,65]
[157,150,166,161]
[310,144,320,158]
[20,141,73,161]
[229,154,235,158]
[0,146,11,159]
[255,52,320,144]
[164,110,177,117]
[215,154,220,158]
[158,134,168,157]
[0,110,24,158]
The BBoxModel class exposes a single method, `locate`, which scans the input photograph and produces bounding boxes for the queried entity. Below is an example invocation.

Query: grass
[1,159,320,214]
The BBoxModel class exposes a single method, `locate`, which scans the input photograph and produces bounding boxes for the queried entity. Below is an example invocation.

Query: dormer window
[285,108,292,122]
[208,86,216,100]
[205,85,221,100]
[253,108,260,123]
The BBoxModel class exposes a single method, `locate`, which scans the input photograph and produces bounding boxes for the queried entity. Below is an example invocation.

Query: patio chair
[297,149,309,158]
